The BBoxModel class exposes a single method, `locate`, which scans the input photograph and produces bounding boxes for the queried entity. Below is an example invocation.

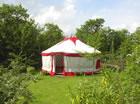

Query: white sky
[0,0,140,35]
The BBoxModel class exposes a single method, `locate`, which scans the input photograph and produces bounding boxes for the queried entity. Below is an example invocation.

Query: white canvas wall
[64,56,96,72]
[42,55,99,74]
[42,56,51,72]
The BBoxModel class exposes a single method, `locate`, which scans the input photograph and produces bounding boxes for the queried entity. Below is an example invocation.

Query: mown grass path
[29,75,100,104]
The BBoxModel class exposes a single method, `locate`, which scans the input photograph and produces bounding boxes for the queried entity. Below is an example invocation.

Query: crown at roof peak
[64,36,79,44]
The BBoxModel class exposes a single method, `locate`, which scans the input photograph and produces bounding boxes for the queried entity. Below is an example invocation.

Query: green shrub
[0,68,32,104]
[27,66,36,74]
[0,54,38,104]
[8,53,27,74]
[70,69,140,104]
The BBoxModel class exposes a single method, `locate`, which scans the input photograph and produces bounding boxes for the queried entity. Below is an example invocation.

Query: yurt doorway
[55,55,64,74]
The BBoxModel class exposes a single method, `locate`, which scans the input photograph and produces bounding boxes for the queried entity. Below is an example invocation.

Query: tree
[0,4,40,66]
[119,27,140,58]
[76,18,105,49]
[106,29,126,54]
[131,27,140,46]
[76,18,128,53]
[38,23,64,51]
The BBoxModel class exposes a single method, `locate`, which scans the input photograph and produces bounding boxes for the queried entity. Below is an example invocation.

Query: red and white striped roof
[41,36,101,56]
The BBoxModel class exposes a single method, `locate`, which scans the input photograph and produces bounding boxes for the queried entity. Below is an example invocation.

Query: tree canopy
[38,23,64,51]
[0,4,63,67]
[0,4,39,66]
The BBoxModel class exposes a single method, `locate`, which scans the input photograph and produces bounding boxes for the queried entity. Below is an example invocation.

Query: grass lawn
[29,74,101,104]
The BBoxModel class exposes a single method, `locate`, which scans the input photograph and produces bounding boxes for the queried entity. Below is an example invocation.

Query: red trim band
[41,52,81,57]
[63,72,75,76]
[41,70,100,76]
[84,72,93,75]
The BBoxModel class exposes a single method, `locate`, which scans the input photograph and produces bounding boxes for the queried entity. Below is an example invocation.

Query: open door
[96,59,101,69]
[55,55,64,74]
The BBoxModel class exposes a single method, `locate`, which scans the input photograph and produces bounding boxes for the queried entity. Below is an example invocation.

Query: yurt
[41,36,101,76]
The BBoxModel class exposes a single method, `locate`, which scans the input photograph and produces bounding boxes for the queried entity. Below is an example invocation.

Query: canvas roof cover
[41,36,101,56]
